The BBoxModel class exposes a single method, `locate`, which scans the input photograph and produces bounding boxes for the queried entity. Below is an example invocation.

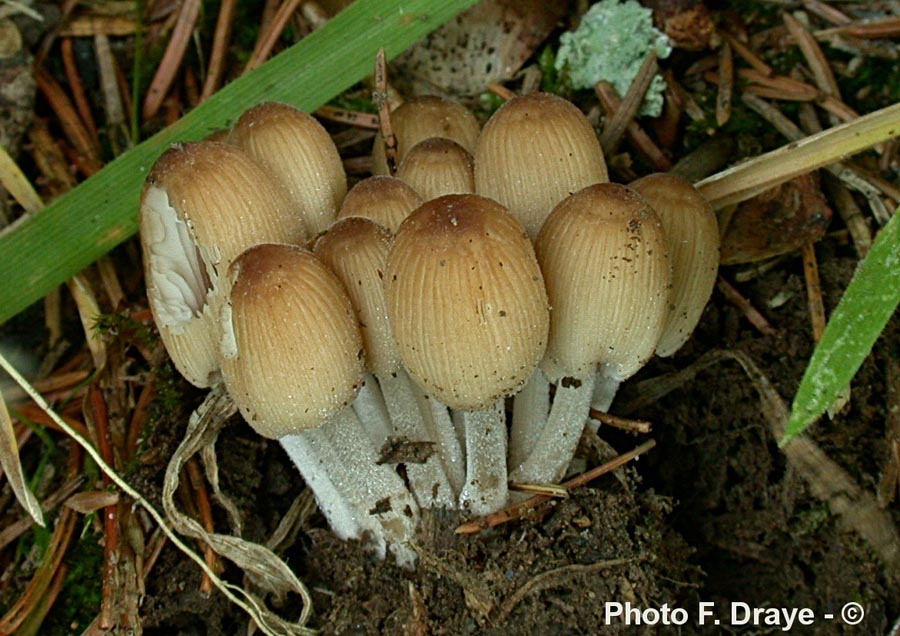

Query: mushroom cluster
[140,93,718,565]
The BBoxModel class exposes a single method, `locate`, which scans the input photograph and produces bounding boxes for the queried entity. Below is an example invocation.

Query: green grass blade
[784,206,900,443]
[0,0,478,325]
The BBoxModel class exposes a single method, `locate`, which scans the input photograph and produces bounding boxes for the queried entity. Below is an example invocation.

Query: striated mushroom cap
[386,194,549,410]
[395,137,475,201]
[337,175,423,233]
[219,243,364,439]
[314,217,399,377]
[372,96,480,176]
[536,183,670,382]
[140,141,306,387]
[630,173,719,357]
[230,102,347,235]
[475,92,609,239]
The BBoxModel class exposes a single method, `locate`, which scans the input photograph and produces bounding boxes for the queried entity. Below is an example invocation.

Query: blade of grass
[0,0,478,326]
[783,205,900,444]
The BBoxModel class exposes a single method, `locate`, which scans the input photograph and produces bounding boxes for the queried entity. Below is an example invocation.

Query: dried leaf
[64,489,119,513]
[0,391,44,526]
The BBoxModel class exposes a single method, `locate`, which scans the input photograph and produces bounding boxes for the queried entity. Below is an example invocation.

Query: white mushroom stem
[377,370,456,508]
[510,372,596,485]
[279,429,378,548]
[414,390,466,498]
[319,407,419,567]
[458,399,508,515]
[509,367,551,469]
[352,372,392,448]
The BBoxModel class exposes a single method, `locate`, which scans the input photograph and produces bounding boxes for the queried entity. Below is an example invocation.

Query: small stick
[14,403,89,439]
[35,68,101,163]
[594,82,671,171]
[589,409,652,434]
[374,48,399,174]
[801,242,827,340]
[716,276,777,336]
[783,12,840,99]
[455,440,656,535]
[201,0,238,101]
[95,33,130,154]
[508,482,569,498]
[59,16,139,37]
[599,51,657,155]
[314,105,380,129]
[186,458,222,595]
[716,42,733,127]
[801,0,852,26]
[142,0,202,120]
[720,31,773,76]
[244,0,303,73]
[89,384,119,629]
[126,378,155,461]
[823,176,871,257]
[486,82,516,101]
[60,38,99,142]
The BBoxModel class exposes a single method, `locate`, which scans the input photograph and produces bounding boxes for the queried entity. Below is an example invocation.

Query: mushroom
[395,137,475,201]
[140,141,306,388]
[314,217,461,507]
[372,96,480,175]
[219,243,419,563]
[474,92,609,240]
[385,194,549,514]
[229,102,347,235]
[510,184,670,485]
[337,175,424,233]
[629,173,719,357]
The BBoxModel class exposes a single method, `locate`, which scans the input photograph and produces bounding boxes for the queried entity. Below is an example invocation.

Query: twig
[201,0,237,101]
[589,409,652,434]
[244,0,303,73]
[594,82,671,171]
[374,48,398,174]
[599,51,657,155]
[716,42,733,127]
[314,105,379,129]
[822,176,871,257]
[720,31,773,76]
[801,242,827,341]
[716,276,777,336]
[186,458,222,595]
[486,82,516,101]
[60,38,99,142]
[35,68,101,165]
[142,0,202,120]
[783,12,840,99]
[455,440,656,535]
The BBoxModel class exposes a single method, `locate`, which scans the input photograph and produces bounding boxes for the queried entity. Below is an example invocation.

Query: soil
[132,235,899,636]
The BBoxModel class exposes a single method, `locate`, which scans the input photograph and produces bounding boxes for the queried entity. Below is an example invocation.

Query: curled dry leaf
[0,390,44,526]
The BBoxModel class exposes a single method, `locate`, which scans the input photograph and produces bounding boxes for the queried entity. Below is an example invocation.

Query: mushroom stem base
[458,400,508,516]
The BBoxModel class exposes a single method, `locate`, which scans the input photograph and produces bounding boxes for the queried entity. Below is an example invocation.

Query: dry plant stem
[89,384,119,629]
[459,400,508,515]
[315,105,380,129]
[823,176,871,257]
[61,37,99,141]
[374,49,398,174]
[879,359,900,507]
[509,367,550,470]
[0,357,316,636]
[594,82,672,171]
[143,0,201,119]
[720,31,772,75]
[187,458,222,595]
[716,276,777,336]
[695,100,900,209]
[487,82,516,101]
[202,0,238,101]
[599,51,658,155]
[244,0,303,72]
[34,68,101,165]
[456,439,657,535]
[94,33,130,152]
[801,242,827,340]
[509,373,596,485]
[716,42,733,126]
[589,409,652,434]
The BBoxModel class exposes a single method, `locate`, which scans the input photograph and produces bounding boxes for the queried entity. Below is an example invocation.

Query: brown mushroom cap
[140,141,305,387]
[630,173,719,357]
[230,102,347,235]
[337,175,423,233]
[395,137,475,201]
[385,194,549,410]
[219,243,364,439]
[314,217,398,377]
[535,183,670,381]
[371,96,480,175]
[475,92,609,239]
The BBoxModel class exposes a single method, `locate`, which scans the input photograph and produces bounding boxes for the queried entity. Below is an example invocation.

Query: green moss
[38,528,104,635]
